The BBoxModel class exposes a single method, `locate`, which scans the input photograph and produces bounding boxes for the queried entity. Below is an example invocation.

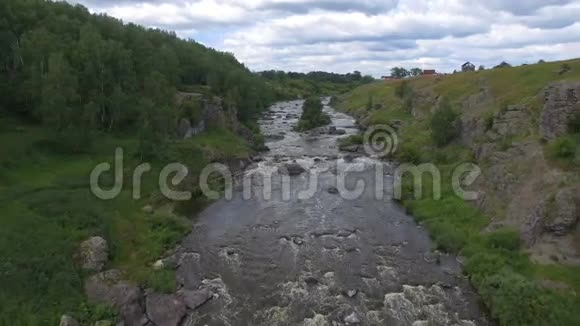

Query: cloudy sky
[67,0,580,76]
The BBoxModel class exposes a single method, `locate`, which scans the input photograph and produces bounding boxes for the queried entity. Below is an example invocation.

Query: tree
[478,65,485,71]
[494,61,512,69]
[41,52,79,130]
[431,99,460,147]
[410,68,423,77]
[297,97,331,131]
[366,95,374,110]
[391,67,409,78]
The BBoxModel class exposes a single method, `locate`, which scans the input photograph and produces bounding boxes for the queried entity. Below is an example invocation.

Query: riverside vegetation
[0,0,370,324]
[295,97,331,131]
[0,0,273,323]
[337,59,580,325]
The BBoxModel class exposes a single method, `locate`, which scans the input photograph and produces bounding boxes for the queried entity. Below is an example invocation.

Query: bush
[397,142,422,164]
[485,229,521,252]
[338,134,363,149]
[478,269,577,326]
[430,100,460,147]
[550,136,577,159]
[296,97,331,131]
[568,111,580,133]
[395,80,412,98]
[494,61,512,69]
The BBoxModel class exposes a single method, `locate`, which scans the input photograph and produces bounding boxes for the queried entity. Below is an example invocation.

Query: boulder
[177,118,192,139]
[94,321,113,326]
[344,312,361,325]
[145,293,186,326]
[176,253,202,290]
[304,275,319,286]
[265,134,285,141]
[344,289,358,298]
[327,126,346,135]
[540,82,580,140]
[141,205,154,214]
[179,288,213,310]
[341,145,362,154]
[343,154,357,163]
[59,315,79,326]
[84,270,147,326]
[279,163,306,176]
[544,187,580,236]
[327,186,340,195]
[78,237,109,272]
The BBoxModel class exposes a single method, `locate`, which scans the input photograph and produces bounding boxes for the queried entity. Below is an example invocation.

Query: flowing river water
[178,99,490,325]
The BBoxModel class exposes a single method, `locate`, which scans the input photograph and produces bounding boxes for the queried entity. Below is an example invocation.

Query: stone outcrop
[84,270,147,326]
[177,118,192,139]
[176,252,203,290]
[145,293,186,326]
[59,315,79,326]
[455,83,580,254]
[78,237,109,272]
[540,82,580,140]
[279,163,306,176]
[179,288,213,310]
[544,187,580,236]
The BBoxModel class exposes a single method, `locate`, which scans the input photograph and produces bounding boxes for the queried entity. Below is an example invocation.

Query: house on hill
[422,69,437,76]
[462,62,476,72]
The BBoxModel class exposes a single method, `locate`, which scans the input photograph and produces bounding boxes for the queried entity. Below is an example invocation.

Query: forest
[0,0,281,324]
[260,70,374,99]
[0,0,277,155]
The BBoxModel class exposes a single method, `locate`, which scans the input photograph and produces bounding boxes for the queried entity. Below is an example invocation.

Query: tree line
[259,70,374,84]
[0,0,276,155]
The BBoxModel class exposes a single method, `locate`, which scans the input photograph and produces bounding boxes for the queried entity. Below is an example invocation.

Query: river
[177,99,490,325]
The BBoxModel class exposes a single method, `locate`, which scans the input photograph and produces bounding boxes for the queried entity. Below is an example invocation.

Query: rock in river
[146,293,186,326]
[179,288,213,310]
[279,163,306,176]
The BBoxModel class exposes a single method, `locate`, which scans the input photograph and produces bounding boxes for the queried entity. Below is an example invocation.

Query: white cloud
[68,0,580,76]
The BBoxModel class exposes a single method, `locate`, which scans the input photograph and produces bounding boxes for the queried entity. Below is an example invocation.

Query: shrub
[550,136,577,159]
[296,97,331,131]
[478,269,576,326]
[338,134,363,149]
[559,63,572,75]
[430,100,460,147]
[485,229,521,252]
[484,113,494,131]
[420,219,469,253]
[397,142,422,164]
[494,61,512,69]
[395,80,412,98]
[366,95,373,110]
[466,252,509,283]
[568,111,580,133]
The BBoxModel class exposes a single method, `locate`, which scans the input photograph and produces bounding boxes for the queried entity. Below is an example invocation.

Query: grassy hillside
[337,58,580,325]
[0,114,253,324]
[0,0,268,323]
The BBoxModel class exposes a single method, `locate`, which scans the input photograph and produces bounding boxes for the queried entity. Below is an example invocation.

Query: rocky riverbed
[171,99,491,325]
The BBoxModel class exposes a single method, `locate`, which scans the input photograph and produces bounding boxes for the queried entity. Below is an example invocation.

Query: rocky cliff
[461,82,580,263]
[338,60,580,265]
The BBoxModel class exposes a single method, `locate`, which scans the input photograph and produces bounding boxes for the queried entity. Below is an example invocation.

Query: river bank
[152,99,491,325]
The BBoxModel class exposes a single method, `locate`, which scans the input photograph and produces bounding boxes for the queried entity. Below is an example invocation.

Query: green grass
[0,119,252,324]
[338,58,580,325]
